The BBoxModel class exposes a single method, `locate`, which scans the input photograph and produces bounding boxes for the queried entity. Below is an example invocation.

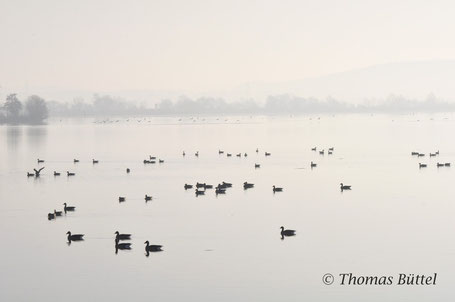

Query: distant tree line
[0,94,49,124]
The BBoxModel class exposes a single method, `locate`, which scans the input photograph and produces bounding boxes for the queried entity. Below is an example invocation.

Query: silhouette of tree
[25,95,48,123]
[4,94,22,121]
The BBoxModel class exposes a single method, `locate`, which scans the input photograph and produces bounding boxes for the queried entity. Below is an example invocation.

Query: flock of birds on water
[28,145,450,256]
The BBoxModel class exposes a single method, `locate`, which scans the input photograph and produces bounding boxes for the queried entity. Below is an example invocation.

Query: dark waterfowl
[92,159,99,164]
[256,148,259,153]
[203,184,213,189]
[195,151,199,157]
[437,163,444,167]
[411,151,419,156]
[37,159,45,163]
[54,171,60,176]
[182,151,185,156]
[119,196,126,202]
[145,195,152,201]
[67,171,75,176]
[436,150,440,155]
[236,153,241,157]
[430,153,436,157]
[340,183,351,190]
[66,231,84,242]
[27,172,34,177]
[227,153,232,157]
[328,147,334,151]
[184,184,193,190]
[196,182,205,188]
[159,159,164,163]
[319,150,325,155]
[149,156,157,160]
[280,226,296,237]
[328,151,333,155]
[244,153,248,157]
[195,189,205,196]
[126,168,130,173]
[222,181,232,188]
[144,241,162,252]
[418,153,425,157]
[311,161,317,168]
[445,163,451,167]
[265,152,271,156]
[215,188,226,195]
[34,167,45,177]
[73,159,79,163]
[273,185,283,193]
[48,213,55,220]
[54,209,62,216]
[218,150,224,154]
[243,182,254,189]
[115,231,131,240]
[311,147,317,151]
[63,203,75,213]
[115,238,132,251]
[419,163,427,168]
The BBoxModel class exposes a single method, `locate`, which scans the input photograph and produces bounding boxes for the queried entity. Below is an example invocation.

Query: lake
[0,114,454,301]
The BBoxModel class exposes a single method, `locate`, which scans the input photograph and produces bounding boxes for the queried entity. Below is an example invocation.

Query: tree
[4,94,22,121]
[25,95,48,123]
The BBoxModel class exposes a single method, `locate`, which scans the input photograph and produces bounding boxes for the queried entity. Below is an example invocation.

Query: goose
[437,163,444,167]
[149,156,156,160]
[215,188,226,195]
[195,151,199,157]
[37,159,45,163]
[227,153,232,157]
[419,163,427,168]
[159,159,164,163]
[54,171,60,176]
[63,203,75,213]
[182,151,186,157]
[184,184,193,190]
[54,210,63,217]
[218,150,224,154]
[66,231,84,242]
[244,153,248,157]
[273,185,283,193]
[203,184,213,189]
[411,151,419,156]
[328,147,334,151]
[418,153,425,157]
[436,150,440,155]
[311,147,317,151]
[445,163,451,167]
[255,163,261,168]
[340,183,351,190]
[144,241,162,252]
[115,238,132,250]
[256,148,259,153]
[92,159,99,164]
[195,189,205,196]
[73,159,79,163]
[145,195,152,201]
[126,168,130,173]
[196,182,205,188]
[430,153,436,157]
[222,181,232,188]
[328,151,333,155]
[34,167,45,177]
[67,171,75,176]
[27,172,34,177]
[236,153,241,157]
[114,231,131,240]
[311,161,317,168]
[48,213,55,220]
[265,152,271,156]
[280,226,296,237]
[119,196,126,202]
[217,183,227,189]
[319,150,325,155]
[243,182,254,189]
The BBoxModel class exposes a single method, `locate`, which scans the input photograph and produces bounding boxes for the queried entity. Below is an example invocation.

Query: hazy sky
[1,0,455,94]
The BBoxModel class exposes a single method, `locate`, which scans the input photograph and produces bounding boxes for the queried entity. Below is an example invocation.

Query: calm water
[1,114,454,301]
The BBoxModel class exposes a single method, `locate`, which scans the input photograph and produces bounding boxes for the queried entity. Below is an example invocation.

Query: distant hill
[236,60,455,103]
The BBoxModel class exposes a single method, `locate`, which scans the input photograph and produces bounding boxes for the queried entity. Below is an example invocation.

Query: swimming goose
[195,151,199,157]
[215,188,226,195]
[195,189,205,196]
[418,153,425,157]
[265,152,271,156]
[222,181,232,187]
[27,172,34,177]
[436,150,440,155]
[273,185,283,193]
[411,151,419,156]
[328,147,334,151]
[145,195,152,201]
[244,153,248,157]
[227,153,232,157]
[92,159,99,164]
[243,182,254,189]
[34,167,45,177]
[54,171,60,176]
[311,161,317,168]
[445,163,451,167]
[159,159,164,163]
[196,182,205,188]
[419,163,427,168]
[218,150,224,154]
[182,151,185,156]
[203,184,213,189]
[149,156,156,160]
[437,163,444,167]
[319,150,325,155]
[328,151,333,155]
[430,153,436,157]
[37,159,45,163]
[256,148,259,153]
[73,159,79,163]
[184,184,193,190]
[48,213,55,220]
[280,226,296,237]
[63,203,75,213]
[340,183,352,190]
[67,171,75,176]
[144,241,162,252]
[255,163,261,168]
[66,231,84,242]
[115,238,132,251]
[126,168,130,173]
[54,210,63,217]
[119,196,126,202]
[311,147,317,151]
[115,231,131,240]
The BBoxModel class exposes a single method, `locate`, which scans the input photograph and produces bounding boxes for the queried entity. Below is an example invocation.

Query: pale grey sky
[1,0,455,97]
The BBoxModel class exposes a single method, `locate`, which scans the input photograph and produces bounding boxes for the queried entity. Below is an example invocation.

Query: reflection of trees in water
[6,126,22,150]
[26,126,47,148]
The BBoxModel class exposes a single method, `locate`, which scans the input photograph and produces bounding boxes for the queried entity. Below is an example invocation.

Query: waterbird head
[144,241,149,245]
[66,231,71,235]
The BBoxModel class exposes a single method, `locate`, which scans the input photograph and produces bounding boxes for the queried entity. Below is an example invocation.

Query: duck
[66,231,84,242]
[184,184,193,190]
[196,182,205,188]
[244,153,248,157]
[63,203,76,213]
[328,151,333,155]
[445,163,451,167]
[215,188,226,195]
[159,159,164,163]
[280,226,296,237]
[54,210,63,217]
[195,151,199,157]
[115,238,132,251]
[218,150,224,154]
[149,156,156,160]
[273,185,283,193]
[126,168,130,173]
[319,150,325,155]
[340,183,352,190]
[203,184,213,189]
[311,161,317,168]
[418,153,425,157]
[114,231,131,240]
[67,171,75,176]
[311,147,317,151]
[430,153,436,157]
[144,241,163,252]
[437,163,444,167]
[227,153,232,157]
[328,147,334,151]
[73,159,79,163]
[92,159,99,164]
[195,189,205,196]
[54,171,60,176]
[222,181,232,188]
[145,195,152,201]
[255,163,260,168]
[37,159,45,163]
[411,151,419,156]
[419,163,427,168]
[243,182,254,189]
[265,152,271,156]
[48,213,55,220]
[182,151,186,157]
[27,172,34,177]
[236,153,241,157]
[119,196,126,202]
